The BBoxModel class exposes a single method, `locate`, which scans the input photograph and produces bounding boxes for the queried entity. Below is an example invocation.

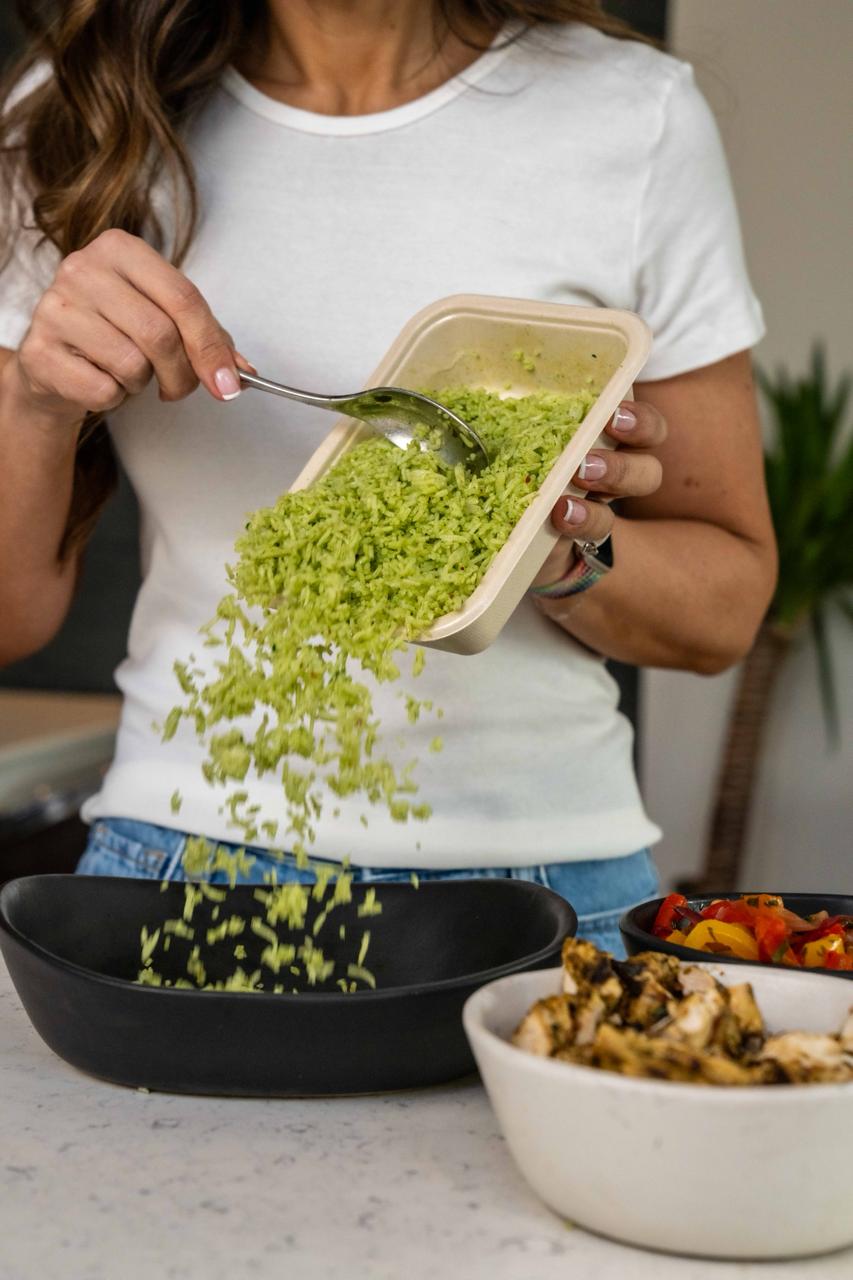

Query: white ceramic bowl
[463,962,853,1260]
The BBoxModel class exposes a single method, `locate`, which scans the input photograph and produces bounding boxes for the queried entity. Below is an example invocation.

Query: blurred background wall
[646,0,853,891]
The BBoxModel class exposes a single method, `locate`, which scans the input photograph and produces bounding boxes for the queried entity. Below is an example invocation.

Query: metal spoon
[239,370,489,473]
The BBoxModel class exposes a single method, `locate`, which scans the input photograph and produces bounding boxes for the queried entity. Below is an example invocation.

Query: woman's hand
[537,400,667,584]
[11,228,246,431]
[532,354,778,672]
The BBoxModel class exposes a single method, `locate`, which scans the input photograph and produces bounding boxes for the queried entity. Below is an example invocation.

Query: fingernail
[579,453,607,481]
[214,367,241,401]
[561,497,587,525]
[612,405,637,432]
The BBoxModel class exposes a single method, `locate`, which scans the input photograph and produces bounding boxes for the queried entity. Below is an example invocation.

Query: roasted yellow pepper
[679,919,760,960]
[802,934,846,968]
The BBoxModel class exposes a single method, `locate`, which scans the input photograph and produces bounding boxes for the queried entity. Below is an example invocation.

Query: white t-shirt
[0,25,764,868]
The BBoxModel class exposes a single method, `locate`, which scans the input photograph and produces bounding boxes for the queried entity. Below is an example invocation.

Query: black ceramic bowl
[0,874,576,1096]
[621,892,853,980]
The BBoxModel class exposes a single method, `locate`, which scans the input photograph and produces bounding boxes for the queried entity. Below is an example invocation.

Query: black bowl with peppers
[621,891,853,978]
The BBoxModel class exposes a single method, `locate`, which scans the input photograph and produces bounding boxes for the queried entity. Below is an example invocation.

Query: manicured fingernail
[579,453,607,481]
[612,405,637,432]
[561,497,587,525]
[214,367,241,400]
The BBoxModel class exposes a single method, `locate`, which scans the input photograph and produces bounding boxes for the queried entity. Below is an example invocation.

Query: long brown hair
[1,1,646,558]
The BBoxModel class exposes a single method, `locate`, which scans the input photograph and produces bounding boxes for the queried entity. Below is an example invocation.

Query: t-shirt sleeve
[634,62,765,381]
[0,231,52,351]
[0,62,57,352]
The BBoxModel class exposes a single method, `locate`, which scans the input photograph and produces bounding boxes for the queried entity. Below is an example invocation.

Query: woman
[0,1,776,955]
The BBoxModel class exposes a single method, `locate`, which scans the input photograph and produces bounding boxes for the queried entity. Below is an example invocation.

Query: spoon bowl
[239,370,489,472]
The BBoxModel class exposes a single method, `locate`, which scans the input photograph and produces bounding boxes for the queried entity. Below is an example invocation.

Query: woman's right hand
[12,228,245,428]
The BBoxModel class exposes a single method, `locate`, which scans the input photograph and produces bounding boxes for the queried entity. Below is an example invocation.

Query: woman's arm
[535,351,778,674]
[0,346,83,664]
[0,229,245,667]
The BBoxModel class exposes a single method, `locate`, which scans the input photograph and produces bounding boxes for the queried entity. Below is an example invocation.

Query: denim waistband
[79,817,659,921]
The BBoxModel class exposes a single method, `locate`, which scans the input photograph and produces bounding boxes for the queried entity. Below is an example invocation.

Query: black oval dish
[621,892,853,980]
[0,874,575,1095]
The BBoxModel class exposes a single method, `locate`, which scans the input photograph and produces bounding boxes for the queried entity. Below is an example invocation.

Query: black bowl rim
[620,891,853,978]
[0,874,577,1004]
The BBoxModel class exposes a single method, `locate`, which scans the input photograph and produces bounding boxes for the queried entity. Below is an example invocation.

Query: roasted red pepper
[701,900,757,927]
[753,911,791,963]
[653,893,687,938]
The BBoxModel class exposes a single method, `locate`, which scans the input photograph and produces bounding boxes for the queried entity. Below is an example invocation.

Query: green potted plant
[682,346,853,894]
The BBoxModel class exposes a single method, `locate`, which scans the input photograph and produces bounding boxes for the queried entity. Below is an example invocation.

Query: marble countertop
[2,955,851,1280]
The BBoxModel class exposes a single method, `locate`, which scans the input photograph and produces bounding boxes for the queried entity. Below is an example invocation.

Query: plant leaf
[760,343,853,626]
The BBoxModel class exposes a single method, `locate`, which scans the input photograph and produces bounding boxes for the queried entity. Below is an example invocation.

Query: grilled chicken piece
[592,1024,765,1086]
[658,989,727,1051]
[727,983,765,1042]
[839,1009,853,1054]
[712,1007,749,1057]
[512,995,574,1057]
[758,1032,853,1084]
[699,1052,774,1087]
[612,952,683,1032]
[595,971,625,1012]
[560,937,625,1012]
[561,938,615,993]
[560,936,604,991]
[679,965,720,996]
[615,964,673,1031]
[592,1024,700,1082]
[554,1044,597,1068]
[620,951,682,990]
[574,992,609,1047]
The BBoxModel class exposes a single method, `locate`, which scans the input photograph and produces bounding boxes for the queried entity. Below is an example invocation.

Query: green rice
[138,385,594,994]
[167,385,593,851]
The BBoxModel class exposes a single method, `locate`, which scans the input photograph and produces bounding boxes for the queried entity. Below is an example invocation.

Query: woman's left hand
[538,401,667,583]
[533,354,778,670]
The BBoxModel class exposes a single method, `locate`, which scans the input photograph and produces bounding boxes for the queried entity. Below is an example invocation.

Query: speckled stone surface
[1,956,851,1280]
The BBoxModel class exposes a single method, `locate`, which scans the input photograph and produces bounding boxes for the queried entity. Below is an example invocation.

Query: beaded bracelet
[528,537,614,600]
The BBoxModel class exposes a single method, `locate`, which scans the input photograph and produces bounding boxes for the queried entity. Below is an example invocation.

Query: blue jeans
[77,818,659,958]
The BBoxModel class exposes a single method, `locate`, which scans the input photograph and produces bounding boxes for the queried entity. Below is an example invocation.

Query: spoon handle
[239,371,342,412]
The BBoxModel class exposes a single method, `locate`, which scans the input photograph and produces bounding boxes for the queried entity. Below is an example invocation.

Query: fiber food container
[290,295,652,655]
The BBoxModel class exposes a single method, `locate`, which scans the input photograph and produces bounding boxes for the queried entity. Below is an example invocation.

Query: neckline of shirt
[220,23,524,136]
